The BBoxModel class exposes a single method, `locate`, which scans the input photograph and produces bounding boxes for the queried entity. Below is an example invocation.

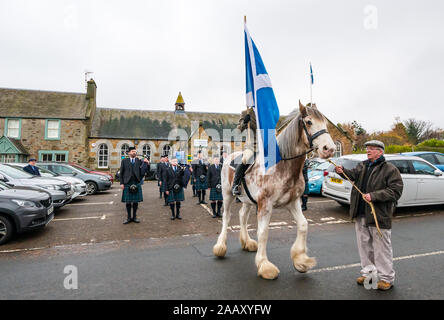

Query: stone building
[0,80,352,175]
[0,80,97,165]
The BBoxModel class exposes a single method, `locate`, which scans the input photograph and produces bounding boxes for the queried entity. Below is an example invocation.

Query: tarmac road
[1,181,444,299]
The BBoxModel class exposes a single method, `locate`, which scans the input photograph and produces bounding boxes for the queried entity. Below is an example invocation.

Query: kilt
[195,176,208,190]
[190,177,195,185]
[209,187,223,201]
[303,183,309,195]
[121,182,144,203]
[167,187,185,203]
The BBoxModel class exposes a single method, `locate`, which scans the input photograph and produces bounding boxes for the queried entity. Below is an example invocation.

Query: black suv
[0,181,54,245]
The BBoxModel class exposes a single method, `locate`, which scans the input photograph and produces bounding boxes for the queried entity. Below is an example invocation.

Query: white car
[322,154,444,207]
[9,163,87,200]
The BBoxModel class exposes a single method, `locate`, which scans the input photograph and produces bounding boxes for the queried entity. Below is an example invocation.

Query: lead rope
[327,159,383,237]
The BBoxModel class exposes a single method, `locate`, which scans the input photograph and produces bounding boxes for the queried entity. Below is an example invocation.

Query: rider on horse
[232,107,257,196]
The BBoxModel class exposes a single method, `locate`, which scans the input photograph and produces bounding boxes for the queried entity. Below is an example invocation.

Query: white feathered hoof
[241,239,258,252]
[293,254,317,273]
[257,261,280,280]
[213,243,227,258]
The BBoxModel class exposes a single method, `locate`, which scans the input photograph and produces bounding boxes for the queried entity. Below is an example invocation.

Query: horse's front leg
[255,200,279,280]
[288,198,316,273]
[239,204,258,252]
[213,194,235,257]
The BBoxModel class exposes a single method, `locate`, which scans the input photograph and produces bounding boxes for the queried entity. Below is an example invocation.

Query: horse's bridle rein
[280,117,329,161]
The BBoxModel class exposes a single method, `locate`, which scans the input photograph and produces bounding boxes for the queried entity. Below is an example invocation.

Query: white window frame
[98,144,109,168]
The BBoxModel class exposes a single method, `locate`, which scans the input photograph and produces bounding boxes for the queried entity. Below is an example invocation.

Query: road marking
[308,250,444,274]
[68,201,114,206]
[320,217,336,221]
[53,215,105,222]
[200,204,214,217]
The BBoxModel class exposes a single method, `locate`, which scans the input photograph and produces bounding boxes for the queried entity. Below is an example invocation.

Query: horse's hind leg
[255,200,280,280]
[288,198,316,273]
[239,204,257,252]
[213,195,235,258]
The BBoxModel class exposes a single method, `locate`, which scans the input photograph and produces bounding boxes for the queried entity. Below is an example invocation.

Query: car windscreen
[0,165,34,179]
[329,158,360,171]
[314,161,332,171]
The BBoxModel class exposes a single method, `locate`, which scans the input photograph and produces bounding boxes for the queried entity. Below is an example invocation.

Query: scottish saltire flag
[244,23,282,173]
[310,63,314,84]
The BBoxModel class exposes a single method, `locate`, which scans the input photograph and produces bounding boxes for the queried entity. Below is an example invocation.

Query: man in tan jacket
[335,140,403,290]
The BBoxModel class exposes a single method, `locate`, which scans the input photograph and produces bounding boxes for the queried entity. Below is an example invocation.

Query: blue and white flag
[310,62,314,85]
[244,23,282,173]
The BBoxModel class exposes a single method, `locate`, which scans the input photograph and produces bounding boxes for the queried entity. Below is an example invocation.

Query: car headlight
[309,176,323,181]
[12,199,37,207]
[99,176,109,181]
[41,185,57,190]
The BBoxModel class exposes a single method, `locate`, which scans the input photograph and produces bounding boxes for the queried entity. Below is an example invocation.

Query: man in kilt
[120,147,149,224]
[192,150,209,204]
[162,158,185,220]
[158,155,170,206]
[207,155,223,218]
[157,155,165,198]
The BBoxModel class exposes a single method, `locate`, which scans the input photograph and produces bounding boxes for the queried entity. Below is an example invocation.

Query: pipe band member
[120,146,149,224]
[162,158,185,220]
[192,150,209,204]
[207,155,223,218]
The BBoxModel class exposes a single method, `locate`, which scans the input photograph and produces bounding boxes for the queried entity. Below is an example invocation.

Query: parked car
[307,158,327,171]
[307,159,335,194]
[38,162,112,195]
[400,152,444,171]
[322,154,444,207]
[9,163,87,199]
[69,162,114,183]
[115,163,158,182]
[0,164,72,208]
[0,181,54,245]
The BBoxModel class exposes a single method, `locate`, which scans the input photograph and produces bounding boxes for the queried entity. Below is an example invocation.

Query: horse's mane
[276,106,325,159]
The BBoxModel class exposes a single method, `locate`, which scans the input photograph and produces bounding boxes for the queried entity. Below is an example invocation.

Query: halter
[280,117,329,161]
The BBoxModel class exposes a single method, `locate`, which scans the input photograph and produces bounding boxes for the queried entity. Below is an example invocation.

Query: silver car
[0,164,72,208]
[322,154,444,207]
[9,163,87,199]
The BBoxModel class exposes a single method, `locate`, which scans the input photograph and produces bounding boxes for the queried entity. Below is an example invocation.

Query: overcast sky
[1,0,443,132]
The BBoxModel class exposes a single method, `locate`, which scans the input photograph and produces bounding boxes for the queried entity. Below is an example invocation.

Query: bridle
[280,117,329,161]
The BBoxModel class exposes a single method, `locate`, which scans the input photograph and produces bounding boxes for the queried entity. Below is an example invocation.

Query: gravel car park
[322,154,444,207]
[9,163,87,200]
[0,164,72,208]
[38,163,112,195]
[0,181,54,245]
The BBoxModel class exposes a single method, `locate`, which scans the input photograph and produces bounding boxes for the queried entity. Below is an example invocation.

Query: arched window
[163,145,171,157]
[334,141,342,158]
[121,144,130,159]
[98,144,109,168]
[142,144,151,160]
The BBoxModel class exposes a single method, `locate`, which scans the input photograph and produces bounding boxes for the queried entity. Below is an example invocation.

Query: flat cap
[364,140,385,150]
[28,158,37,162]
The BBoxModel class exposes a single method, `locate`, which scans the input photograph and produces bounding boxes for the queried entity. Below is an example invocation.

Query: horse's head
[298,100,336,159]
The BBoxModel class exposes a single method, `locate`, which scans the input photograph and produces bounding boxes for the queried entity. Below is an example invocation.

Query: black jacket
[157,162,168,181]
[192,159,208,179]
[207,164,222,188]
[23,165,41,176]
[162,165,185,191]
[119,157,148,185]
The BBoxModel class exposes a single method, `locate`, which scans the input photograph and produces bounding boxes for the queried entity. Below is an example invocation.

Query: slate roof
[0,136,29,155]
[0,88,89,119]
[90,108,240,140]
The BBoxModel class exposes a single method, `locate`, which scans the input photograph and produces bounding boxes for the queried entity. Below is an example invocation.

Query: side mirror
[434,169,442,177]
[0,173,7,182]
[72,171,77,176]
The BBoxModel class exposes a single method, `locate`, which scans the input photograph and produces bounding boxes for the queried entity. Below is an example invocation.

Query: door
[411,159,444,204]
[387,159,417,206]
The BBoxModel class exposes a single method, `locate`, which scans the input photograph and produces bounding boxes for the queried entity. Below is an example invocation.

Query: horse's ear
[299,100,308,117]
[312,103,318,110]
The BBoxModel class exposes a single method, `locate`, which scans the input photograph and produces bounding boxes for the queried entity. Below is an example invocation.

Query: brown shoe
[377,280,393,291]
[357,276,366,285]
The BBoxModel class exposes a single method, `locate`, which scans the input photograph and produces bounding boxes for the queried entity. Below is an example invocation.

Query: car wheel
[0,215,13,245]
[86,181,98,195]
[154,173,159,180]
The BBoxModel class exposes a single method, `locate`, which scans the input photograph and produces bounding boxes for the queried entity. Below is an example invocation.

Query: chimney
[86,79,97,100]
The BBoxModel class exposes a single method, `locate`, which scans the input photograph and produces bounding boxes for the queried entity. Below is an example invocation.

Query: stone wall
[0,118,90,165]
